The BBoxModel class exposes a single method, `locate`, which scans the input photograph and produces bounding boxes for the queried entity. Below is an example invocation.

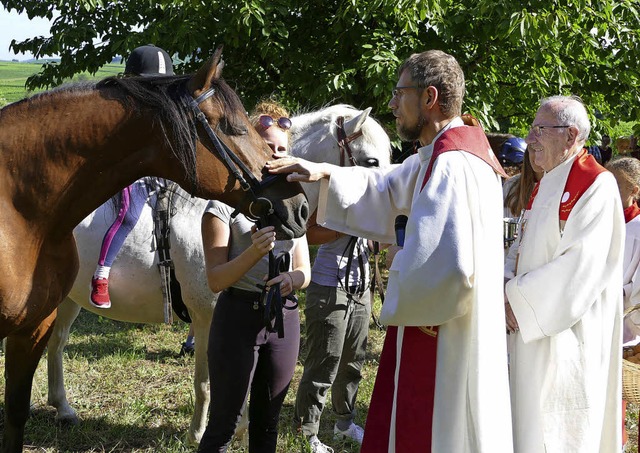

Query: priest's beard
[397,111,426,142]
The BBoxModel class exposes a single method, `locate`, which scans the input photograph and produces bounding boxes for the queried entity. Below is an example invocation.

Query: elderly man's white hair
[540,95,591,144]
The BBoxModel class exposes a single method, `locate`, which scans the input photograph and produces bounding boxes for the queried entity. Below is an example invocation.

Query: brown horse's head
[96,47,308,239]
[183,46,308,239]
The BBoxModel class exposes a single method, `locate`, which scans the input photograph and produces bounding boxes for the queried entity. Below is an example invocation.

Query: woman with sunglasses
[198,100,310,453]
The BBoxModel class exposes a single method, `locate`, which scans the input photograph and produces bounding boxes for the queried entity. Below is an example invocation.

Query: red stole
[420,125,507,192]
[526,149,606,219]
[362,125,504,453]
[624,203,640,224]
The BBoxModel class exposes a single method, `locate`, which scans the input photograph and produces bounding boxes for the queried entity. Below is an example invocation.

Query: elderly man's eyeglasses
[530,125,571,137]
[391,86,423,98]
[258,115,292,131]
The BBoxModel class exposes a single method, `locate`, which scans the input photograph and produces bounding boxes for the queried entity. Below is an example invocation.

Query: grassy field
[0,61,124,105]
[1,301,638,452]
[0,294,386,452]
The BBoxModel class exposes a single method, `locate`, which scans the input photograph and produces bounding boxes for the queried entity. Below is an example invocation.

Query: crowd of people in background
[89,44,640,453]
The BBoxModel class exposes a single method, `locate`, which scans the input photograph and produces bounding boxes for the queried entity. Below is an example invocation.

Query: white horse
[46,104,391,445]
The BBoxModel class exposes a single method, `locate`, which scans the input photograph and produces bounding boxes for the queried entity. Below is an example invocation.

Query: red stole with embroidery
[526,149,606,219]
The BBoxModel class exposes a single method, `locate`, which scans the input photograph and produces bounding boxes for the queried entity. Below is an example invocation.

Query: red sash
[420,126,507,192]
[526,149,606,220]
[361,326,438,452]
[624,203,640,224]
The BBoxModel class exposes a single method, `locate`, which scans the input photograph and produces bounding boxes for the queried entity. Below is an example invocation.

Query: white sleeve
[316,154,420,243]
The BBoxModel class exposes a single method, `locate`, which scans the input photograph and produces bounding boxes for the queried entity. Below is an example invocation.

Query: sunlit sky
[0,6,56,61]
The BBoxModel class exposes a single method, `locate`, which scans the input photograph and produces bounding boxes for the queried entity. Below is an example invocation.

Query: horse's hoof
[186,431,201,447]
[178,342,195,357]
[56,414,80,427]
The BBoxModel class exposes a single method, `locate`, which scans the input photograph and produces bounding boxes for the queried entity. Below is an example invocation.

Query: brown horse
[0,46,308,452]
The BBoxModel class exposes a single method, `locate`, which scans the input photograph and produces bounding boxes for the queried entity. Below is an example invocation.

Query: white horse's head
[290,104,391,213]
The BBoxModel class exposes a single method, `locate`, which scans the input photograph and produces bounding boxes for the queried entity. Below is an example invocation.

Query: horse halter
[187,87,282,220]
[335,116,363,167]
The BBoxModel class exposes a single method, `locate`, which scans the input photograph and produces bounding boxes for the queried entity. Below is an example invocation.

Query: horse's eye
[363,158,379,168]
[218,118,248,136]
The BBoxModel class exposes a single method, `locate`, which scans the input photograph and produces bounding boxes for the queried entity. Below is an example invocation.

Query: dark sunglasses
[258,115,292,131]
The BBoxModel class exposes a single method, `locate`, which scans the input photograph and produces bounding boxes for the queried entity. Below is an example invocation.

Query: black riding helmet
[124,45,175,76]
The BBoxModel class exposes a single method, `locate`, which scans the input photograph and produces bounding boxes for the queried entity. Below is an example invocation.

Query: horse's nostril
[299,199,310,223]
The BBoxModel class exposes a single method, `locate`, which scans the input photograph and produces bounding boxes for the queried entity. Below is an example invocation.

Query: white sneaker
[308,435,334,453]
[333,422,364,444]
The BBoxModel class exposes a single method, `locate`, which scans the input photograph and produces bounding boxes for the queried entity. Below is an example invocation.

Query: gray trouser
[294,281,371,436]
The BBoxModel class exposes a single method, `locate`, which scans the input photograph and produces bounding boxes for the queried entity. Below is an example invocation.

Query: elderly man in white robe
[267,50,513,453]
[504,95,624,453]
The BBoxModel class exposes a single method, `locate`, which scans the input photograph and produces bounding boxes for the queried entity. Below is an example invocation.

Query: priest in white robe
[505,95,624,453]
[268,50,513,453]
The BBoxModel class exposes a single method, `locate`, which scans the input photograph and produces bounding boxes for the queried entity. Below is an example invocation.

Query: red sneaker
[90,277,111,308]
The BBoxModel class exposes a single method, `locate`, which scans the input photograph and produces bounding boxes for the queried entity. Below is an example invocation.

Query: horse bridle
[336,114,386,329]
[187,87,282,220]
[335,116,363,167]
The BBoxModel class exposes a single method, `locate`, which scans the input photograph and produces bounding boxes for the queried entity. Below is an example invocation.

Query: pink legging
[98,184,147,267]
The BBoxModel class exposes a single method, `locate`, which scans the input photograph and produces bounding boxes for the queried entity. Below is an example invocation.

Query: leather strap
[260,251,291,338]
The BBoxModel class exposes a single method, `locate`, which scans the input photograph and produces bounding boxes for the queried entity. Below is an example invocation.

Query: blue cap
[498,137,526,166]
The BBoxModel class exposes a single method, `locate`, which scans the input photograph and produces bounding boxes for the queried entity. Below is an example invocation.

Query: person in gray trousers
[294,210,371,453]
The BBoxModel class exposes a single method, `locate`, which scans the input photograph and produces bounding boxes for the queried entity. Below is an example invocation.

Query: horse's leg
[2,310,57,453]
[187,310,213,446]
[46,297,82,425]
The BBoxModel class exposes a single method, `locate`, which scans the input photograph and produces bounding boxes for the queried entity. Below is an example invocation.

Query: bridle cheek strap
[187,86,281,221]
[336,116,363,167]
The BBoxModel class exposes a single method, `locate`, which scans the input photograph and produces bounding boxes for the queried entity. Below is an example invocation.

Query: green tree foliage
[3,0,639,136]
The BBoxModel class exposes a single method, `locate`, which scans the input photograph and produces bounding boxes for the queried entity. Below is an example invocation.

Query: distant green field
[0,61,124,105]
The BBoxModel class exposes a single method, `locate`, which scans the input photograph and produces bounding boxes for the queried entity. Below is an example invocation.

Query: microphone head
[394,215,408,246]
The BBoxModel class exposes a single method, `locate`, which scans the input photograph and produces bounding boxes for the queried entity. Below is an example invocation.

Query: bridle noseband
[187,87,282,221]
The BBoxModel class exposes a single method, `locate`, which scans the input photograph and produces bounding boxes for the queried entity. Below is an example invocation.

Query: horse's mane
[99,75,248,190]
[2,74,247,191]
[99,75,201,188]
[291,104,358,131]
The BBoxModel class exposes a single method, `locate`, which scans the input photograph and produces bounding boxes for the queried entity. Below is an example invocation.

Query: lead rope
[338,236,368,320]
[369,241,386,330]
[255,219,295,339]
[261,251,291,338]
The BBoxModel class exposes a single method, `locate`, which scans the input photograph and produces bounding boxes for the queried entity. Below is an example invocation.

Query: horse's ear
[188,45,225,93]
[343,107,371,135]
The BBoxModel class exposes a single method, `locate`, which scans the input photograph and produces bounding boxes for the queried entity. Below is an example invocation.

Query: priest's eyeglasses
[530,125,571,137]
[391,86,423,98]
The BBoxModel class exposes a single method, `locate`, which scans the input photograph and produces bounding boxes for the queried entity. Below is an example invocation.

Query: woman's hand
[250,225,276,257]
[265,272,295,297]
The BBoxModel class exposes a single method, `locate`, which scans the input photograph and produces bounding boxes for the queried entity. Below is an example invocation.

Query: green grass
[0,293,386,452]
[0,61,124,105]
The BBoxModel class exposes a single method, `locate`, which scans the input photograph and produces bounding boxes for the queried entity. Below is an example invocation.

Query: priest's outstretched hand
[266,156,334,183]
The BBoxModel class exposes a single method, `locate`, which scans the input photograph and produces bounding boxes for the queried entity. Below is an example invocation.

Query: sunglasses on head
[258,115,292,131]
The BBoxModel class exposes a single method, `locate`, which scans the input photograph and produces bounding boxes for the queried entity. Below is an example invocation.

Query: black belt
[225,287,262,301]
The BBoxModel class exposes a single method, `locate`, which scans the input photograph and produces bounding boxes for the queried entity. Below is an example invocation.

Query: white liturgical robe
[623,210,640,345]
[316,118,513,452]
[505,152,623,453]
